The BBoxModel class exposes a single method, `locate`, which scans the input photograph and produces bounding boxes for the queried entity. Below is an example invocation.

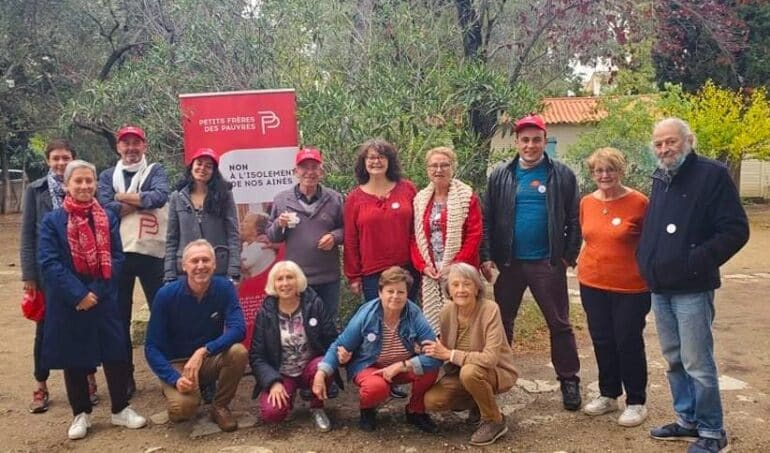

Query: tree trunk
[454,0,483,60]
[727,156,742,194]
[0,141,9,214]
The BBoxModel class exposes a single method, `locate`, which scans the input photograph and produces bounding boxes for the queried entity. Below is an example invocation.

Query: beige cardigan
[440,298,518,393]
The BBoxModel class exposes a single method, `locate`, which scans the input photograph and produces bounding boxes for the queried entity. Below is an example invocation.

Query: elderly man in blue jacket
[145,239,247,432]
[637,118,749,453]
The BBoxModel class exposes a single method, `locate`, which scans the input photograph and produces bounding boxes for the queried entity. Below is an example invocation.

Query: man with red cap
[98,125,170,398]
[480,113,583,411]
[266,147,344,323]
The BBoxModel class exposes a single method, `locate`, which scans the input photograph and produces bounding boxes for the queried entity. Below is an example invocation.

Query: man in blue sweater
[145,239,247,432]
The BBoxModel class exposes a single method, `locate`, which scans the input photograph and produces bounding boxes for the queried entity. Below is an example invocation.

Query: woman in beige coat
[422,262,517,446]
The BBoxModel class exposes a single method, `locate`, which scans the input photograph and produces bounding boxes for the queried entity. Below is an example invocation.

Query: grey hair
[63,160,97,183]
[652,117,697,151]
[182,239,216,263]
[441,262,488,301]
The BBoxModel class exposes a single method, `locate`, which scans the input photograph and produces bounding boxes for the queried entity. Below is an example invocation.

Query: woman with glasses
[410,147,482,334]
[577,147,651,427]
[344,139,420,303]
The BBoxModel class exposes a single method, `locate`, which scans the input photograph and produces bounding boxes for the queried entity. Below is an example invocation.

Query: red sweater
[344,180,417,282]
[577,189,649,293]
[410,193,483,272]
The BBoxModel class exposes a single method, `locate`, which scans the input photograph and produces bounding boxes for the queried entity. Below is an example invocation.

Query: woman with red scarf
[38,160,147,440]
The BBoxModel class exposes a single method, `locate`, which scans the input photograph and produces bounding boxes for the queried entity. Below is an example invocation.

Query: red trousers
[353,365,438,413]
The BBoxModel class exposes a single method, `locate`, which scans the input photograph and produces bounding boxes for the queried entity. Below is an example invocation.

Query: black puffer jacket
[249,287,342,397]
[480,154,581,267]
[636,152,749,294]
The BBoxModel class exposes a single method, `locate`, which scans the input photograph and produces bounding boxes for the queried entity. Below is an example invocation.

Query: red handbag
[21,289,45,322]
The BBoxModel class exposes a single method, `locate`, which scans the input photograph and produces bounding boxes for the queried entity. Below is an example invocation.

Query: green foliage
[564,96,657,194]
[659,81,770,163]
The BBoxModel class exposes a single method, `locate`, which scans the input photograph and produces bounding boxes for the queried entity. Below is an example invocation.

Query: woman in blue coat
[38,160,147,440]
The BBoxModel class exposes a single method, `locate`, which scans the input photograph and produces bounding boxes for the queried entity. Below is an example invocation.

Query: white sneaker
[310,408,331,432]
[68,412,91,440]
[618,404,648,427]
[111,406,147,429]
[582,396,618,416]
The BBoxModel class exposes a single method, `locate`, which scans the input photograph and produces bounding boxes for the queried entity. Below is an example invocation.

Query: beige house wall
[491,124,590,160]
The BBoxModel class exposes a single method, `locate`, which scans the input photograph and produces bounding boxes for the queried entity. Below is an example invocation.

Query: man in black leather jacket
[480,114,582,411]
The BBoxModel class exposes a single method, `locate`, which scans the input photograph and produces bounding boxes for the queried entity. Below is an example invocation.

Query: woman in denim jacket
[312,266,441,433]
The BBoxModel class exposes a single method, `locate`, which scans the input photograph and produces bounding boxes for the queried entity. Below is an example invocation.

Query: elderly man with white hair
[636,118,749,453]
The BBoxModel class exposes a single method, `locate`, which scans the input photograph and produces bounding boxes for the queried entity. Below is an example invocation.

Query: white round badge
[367,333,377,342]
[666,223,677,234]
[391,202,400,209]
[309,317,318,327]
[611,217,622,226]
[537,185,547,193]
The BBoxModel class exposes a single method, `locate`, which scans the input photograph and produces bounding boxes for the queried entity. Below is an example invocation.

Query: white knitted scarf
[112,156,148,193]
[413,178,472,333]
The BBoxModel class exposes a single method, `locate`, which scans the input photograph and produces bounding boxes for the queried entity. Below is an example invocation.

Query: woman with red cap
[164,148,240,283]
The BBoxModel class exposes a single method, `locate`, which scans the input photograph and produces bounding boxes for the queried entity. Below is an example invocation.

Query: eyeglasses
[427,163,452,171]
[592,168,618,176]
[365,154,386,162]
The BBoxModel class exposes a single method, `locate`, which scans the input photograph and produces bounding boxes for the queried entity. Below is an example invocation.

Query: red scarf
[62,196,112,280]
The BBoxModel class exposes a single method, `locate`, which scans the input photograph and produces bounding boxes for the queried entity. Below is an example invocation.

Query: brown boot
[210,405,238,432]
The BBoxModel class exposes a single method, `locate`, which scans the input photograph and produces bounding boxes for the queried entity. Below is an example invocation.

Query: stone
[145,448,165,453]
[517,379,560,393]
[719,375,749,391]
[501,403,525,416]
[150,410,170,425]
[219,448,273,453]
[130,304,151,346]
[190,412,257,438]
[519,415,555,426]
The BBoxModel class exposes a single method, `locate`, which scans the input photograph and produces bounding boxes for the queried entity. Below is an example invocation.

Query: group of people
[19,114,747,452]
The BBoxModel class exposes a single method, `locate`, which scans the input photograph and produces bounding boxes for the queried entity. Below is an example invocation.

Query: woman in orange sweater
[577,147,651,427]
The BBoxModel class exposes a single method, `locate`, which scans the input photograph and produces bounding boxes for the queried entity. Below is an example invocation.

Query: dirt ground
[1,206,769,452]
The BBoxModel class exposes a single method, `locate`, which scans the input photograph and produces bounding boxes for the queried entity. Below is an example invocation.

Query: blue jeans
[652,291,724,439]
[310,280,341,325]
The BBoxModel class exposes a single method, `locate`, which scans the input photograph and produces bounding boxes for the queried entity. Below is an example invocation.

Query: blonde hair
[585,147,627,176]
[425,146,457,169]
[264,260,308,296]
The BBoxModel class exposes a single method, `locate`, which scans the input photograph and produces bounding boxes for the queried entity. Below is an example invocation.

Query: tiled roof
[542,97,606,125]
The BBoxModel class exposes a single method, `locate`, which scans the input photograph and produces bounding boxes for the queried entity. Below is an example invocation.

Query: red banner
[180,89,298,347]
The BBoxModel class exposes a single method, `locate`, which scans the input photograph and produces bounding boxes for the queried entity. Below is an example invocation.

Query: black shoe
[201,381,216,405]
[650,422,700,442]
[405,409,439,434]
[687,435,729,452]
[560,379,581,411]
[390,384,408,399]
[359,408,377,432]
[126,376,136,400]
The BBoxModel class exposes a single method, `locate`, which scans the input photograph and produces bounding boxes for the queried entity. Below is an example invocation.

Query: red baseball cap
[514,114,547,134]
[190,147,219,165]
[116,126,146,142]
[295,147,322,165]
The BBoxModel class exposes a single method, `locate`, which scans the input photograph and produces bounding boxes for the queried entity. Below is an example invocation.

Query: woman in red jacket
[344,139,420,303]
[411,147,482,334]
